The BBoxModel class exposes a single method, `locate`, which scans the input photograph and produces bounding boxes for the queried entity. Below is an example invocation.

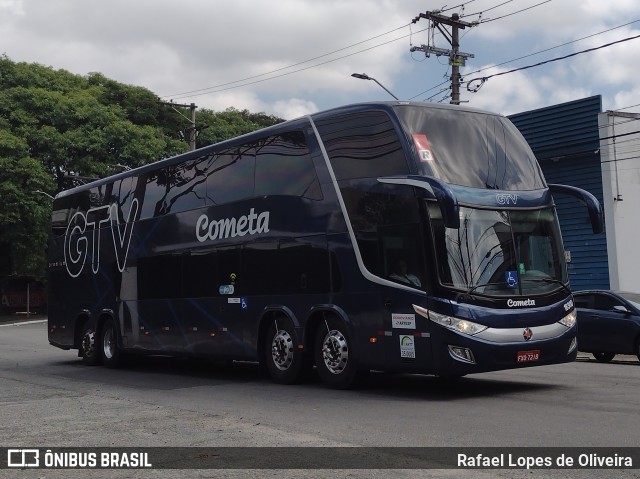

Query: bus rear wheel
[100,317,123,368]
[264,319,304,384]
[80,323,100,366]
[314,318,357,389]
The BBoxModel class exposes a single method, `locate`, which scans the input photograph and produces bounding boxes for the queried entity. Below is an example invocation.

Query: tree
[0,55,284,279]
[0,130,54,277]
[196,107,284,147]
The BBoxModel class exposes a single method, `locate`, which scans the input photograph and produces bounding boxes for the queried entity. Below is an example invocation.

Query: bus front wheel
[264,319,304,384]
[100,317,123,368]
[314,318,357,389]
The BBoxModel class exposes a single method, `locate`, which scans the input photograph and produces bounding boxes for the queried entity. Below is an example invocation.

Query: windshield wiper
[521,277,571,295]
[457,277,571,302]
[456,281,508,301]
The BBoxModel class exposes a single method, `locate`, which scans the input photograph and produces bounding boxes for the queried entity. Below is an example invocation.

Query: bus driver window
[390,259,422,287]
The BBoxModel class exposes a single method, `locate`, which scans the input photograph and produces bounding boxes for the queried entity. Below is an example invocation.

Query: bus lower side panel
[48,295,577,376]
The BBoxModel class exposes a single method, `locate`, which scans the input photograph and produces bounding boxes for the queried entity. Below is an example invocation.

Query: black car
[574,290,640,362]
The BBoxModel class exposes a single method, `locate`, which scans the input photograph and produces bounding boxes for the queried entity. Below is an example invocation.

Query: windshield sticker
[412,134,435,162]
[505,271,519,289]
[399,335,416,358]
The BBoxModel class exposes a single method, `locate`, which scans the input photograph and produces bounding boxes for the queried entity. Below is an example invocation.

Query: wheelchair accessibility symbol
[505,270,519,288]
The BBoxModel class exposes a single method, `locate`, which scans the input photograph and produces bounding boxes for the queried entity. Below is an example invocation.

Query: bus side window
[315,110,409,181]
[254,131,322,200]
[183,251,218,298]
[205,149,255,206]
[139,158,208,219]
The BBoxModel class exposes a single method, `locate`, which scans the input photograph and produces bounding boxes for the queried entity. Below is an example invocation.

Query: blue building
[509,96,610,291]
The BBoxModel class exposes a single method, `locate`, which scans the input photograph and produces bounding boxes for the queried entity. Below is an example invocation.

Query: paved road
[0,319,638,479]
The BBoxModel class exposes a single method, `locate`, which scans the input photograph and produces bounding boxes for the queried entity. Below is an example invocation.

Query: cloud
[1,0,639,118]
[271,99,319,120]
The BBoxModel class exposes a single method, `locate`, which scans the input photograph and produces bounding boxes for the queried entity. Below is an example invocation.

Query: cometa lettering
[196,208,270,242]
[507,298,536,307]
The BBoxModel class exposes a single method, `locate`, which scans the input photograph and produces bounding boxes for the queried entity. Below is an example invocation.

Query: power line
[161,23,414,100]
[466,33,640,92]
[163,0,521,102]
[469,19,640,76]
[461,0,515,19]
[411,18,639,101]
[165,28,428,100]
[441,0,480,13]
[478,0,552,23]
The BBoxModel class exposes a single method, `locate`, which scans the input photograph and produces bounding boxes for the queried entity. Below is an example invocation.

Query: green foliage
[197,107,284,146]
[0,155,54,278]
[0,55,284,279]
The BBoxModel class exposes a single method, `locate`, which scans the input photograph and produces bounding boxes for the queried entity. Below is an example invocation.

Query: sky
[2,0,640,120]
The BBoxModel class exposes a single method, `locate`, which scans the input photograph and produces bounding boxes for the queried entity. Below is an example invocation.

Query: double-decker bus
[47,102,602,388]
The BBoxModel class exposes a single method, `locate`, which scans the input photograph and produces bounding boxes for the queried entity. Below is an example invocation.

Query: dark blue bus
[47,102,602,388]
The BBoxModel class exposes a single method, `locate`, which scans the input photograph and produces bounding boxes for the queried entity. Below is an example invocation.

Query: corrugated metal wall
[509,96,609,290]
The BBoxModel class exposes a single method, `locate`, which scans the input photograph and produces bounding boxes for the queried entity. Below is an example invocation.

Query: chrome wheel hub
[271,330,294,371]
[103,327,115,360]
[322,330,348,375]
[82,329,95,358]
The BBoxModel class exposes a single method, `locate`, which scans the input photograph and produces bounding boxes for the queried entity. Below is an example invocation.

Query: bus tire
[592,352,615,363]
[80,323,100,366]
[314,317,357,389]
[100,317,123,368]
[264,319,304,384]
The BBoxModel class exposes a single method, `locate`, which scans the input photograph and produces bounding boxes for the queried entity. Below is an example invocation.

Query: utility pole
[158,100,198,150]
[411,11,476,105]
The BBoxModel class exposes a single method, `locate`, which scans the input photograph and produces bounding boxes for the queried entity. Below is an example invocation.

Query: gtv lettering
[196,208,270,242]
[496,193,518,205]
[64,199,139,278]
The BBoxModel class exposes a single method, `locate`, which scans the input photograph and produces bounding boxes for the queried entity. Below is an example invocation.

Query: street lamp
[34,190,54,200]
[351,73,399,100]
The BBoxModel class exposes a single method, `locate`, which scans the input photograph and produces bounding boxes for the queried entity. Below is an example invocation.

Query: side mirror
[378,175,460,229]
[612,305,631,315]
[548,184,603,234]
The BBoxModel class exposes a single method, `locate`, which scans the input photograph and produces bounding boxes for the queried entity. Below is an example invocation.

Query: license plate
[516,350,540,363]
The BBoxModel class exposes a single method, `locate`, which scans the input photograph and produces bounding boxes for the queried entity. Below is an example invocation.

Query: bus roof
[55,101,503,200]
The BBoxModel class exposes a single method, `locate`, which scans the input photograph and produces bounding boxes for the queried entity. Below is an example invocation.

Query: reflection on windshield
[396,105,545,190]
[428,204,566,296]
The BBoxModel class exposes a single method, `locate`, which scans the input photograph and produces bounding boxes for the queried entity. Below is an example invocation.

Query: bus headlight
[413,305,488,336]
[559,309,577,328]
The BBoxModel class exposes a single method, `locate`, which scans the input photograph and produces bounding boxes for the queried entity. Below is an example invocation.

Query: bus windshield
[428,204,567,296]
[396,105,546,190]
